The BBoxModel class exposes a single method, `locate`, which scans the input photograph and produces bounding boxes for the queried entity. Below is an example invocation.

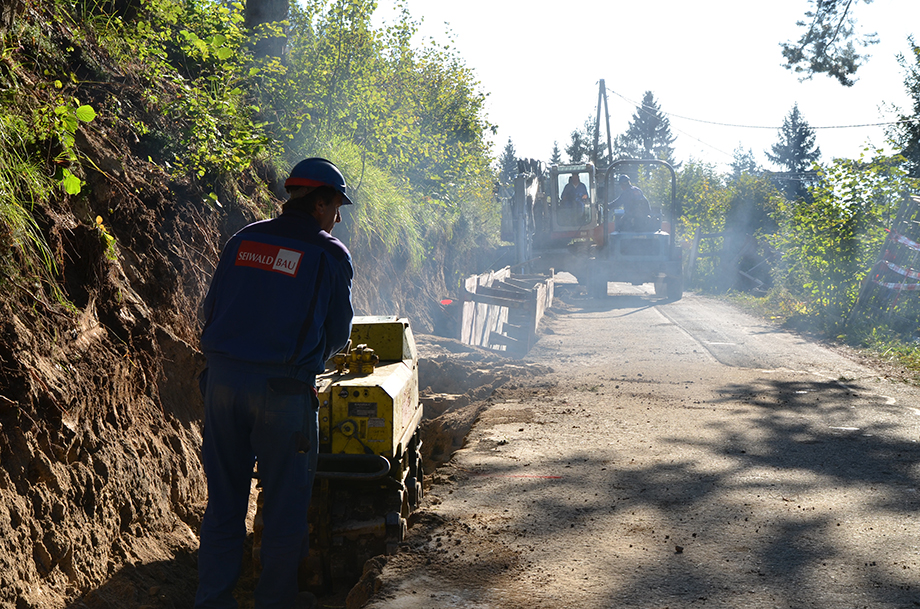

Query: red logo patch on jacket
[235,240,303,277]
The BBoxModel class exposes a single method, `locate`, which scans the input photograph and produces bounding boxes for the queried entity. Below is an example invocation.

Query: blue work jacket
[200,208,354,382]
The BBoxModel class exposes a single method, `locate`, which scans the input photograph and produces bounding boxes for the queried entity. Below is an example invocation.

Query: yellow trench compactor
[254,316,425,591]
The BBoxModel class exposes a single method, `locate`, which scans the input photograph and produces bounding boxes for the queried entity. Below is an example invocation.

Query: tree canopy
[730,145,760,180]
[780,0,878,86]
[499,137,517,185]
[766,104,821,199]
[612,91,678,168]
[244,0,288,58]
[0,0,501,325]
[890,37,920,178]
[562,114,609,166]
[550,141,562,165]
[564,126,589,164]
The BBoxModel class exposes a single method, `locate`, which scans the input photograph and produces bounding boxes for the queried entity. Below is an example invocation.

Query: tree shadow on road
[447,375,920,608]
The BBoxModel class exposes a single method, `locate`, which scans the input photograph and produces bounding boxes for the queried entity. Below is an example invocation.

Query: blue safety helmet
[284,157,353,205]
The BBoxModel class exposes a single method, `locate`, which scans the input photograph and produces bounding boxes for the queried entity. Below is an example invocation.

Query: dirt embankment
[0,122,221,608]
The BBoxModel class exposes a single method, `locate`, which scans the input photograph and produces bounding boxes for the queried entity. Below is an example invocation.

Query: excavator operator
[560,173,590,224]
[560,173,589,207]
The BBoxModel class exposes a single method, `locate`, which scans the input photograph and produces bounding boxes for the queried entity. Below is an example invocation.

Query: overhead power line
[607,87,920,131]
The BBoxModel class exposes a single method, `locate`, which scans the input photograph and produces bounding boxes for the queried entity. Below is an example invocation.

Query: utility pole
[592,79,613,169]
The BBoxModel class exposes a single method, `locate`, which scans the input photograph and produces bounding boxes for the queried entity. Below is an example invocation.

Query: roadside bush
[769,150,918,336]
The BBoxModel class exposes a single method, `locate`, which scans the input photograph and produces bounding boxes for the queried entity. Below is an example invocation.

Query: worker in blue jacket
[195,158,354,609]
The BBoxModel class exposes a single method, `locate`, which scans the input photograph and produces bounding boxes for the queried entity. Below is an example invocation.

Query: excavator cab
[551,165,595,228]
[531,163,602,252]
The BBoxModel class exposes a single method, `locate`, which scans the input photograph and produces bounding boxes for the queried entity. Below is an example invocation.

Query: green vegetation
[603,137,919,375]
[766,104,821,201]
[0,0,500,313]
[769,150,913,334]
[666,149,920,376]
[0,114,58,292]
[781,0,878,87]
[612,91,678,170]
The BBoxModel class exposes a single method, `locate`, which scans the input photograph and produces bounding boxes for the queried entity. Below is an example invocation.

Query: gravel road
[355,283,920,609]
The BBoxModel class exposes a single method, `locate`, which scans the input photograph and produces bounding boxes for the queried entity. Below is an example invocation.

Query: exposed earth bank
[1,11,498,608]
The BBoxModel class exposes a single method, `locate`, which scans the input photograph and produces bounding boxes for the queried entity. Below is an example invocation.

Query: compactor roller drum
[253,316,424,592]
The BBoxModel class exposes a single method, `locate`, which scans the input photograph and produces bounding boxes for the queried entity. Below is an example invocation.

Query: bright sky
[373,0,918,173]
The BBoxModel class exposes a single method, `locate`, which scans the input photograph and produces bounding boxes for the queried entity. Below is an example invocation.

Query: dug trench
[261,335,554,609]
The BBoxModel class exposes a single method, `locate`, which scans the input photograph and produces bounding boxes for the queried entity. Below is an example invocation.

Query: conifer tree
[781,0,878,87]
[565,130,588,164]
[730,144,759,180]
[499,137,518,185]
[550,141,563,165]
[564,114,608,166]
[612,91,678,168]
[766,103,821,199]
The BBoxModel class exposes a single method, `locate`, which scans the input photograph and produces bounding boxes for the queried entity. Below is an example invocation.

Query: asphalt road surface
[361,284,920,609]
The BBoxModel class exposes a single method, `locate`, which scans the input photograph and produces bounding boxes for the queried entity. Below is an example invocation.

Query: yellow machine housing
[317,316,421,462]
[255,316,424,592]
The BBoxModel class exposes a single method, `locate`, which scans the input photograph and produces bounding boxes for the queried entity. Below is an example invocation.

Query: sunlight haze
[373,0,918,171]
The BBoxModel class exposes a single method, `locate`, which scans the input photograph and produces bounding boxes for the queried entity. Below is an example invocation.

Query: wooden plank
[738,269,764,287]
[488,331,519,346]
[477,285,529,299]
[533,283,546,332]
[501,278,538,291]
[458,267,555,354]
[461,290,529,309]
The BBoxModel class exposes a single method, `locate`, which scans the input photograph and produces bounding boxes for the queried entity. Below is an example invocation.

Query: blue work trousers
[195,359,318,609]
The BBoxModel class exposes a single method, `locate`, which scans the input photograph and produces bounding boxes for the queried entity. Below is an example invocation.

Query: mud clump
[414,335,552,473]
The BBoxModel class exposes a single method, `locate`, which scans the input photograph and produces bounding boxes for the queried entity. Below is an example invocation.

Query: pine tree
[730,144,759,180]
[766,103,821,199]
[612,133,640,161]
[583,114,609,168]
[563,114,609,166]
[550,141,562,165]
[612,91,678,168]
[565,130,588,164]
[780,0,878,87]
[499,137,518,185]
